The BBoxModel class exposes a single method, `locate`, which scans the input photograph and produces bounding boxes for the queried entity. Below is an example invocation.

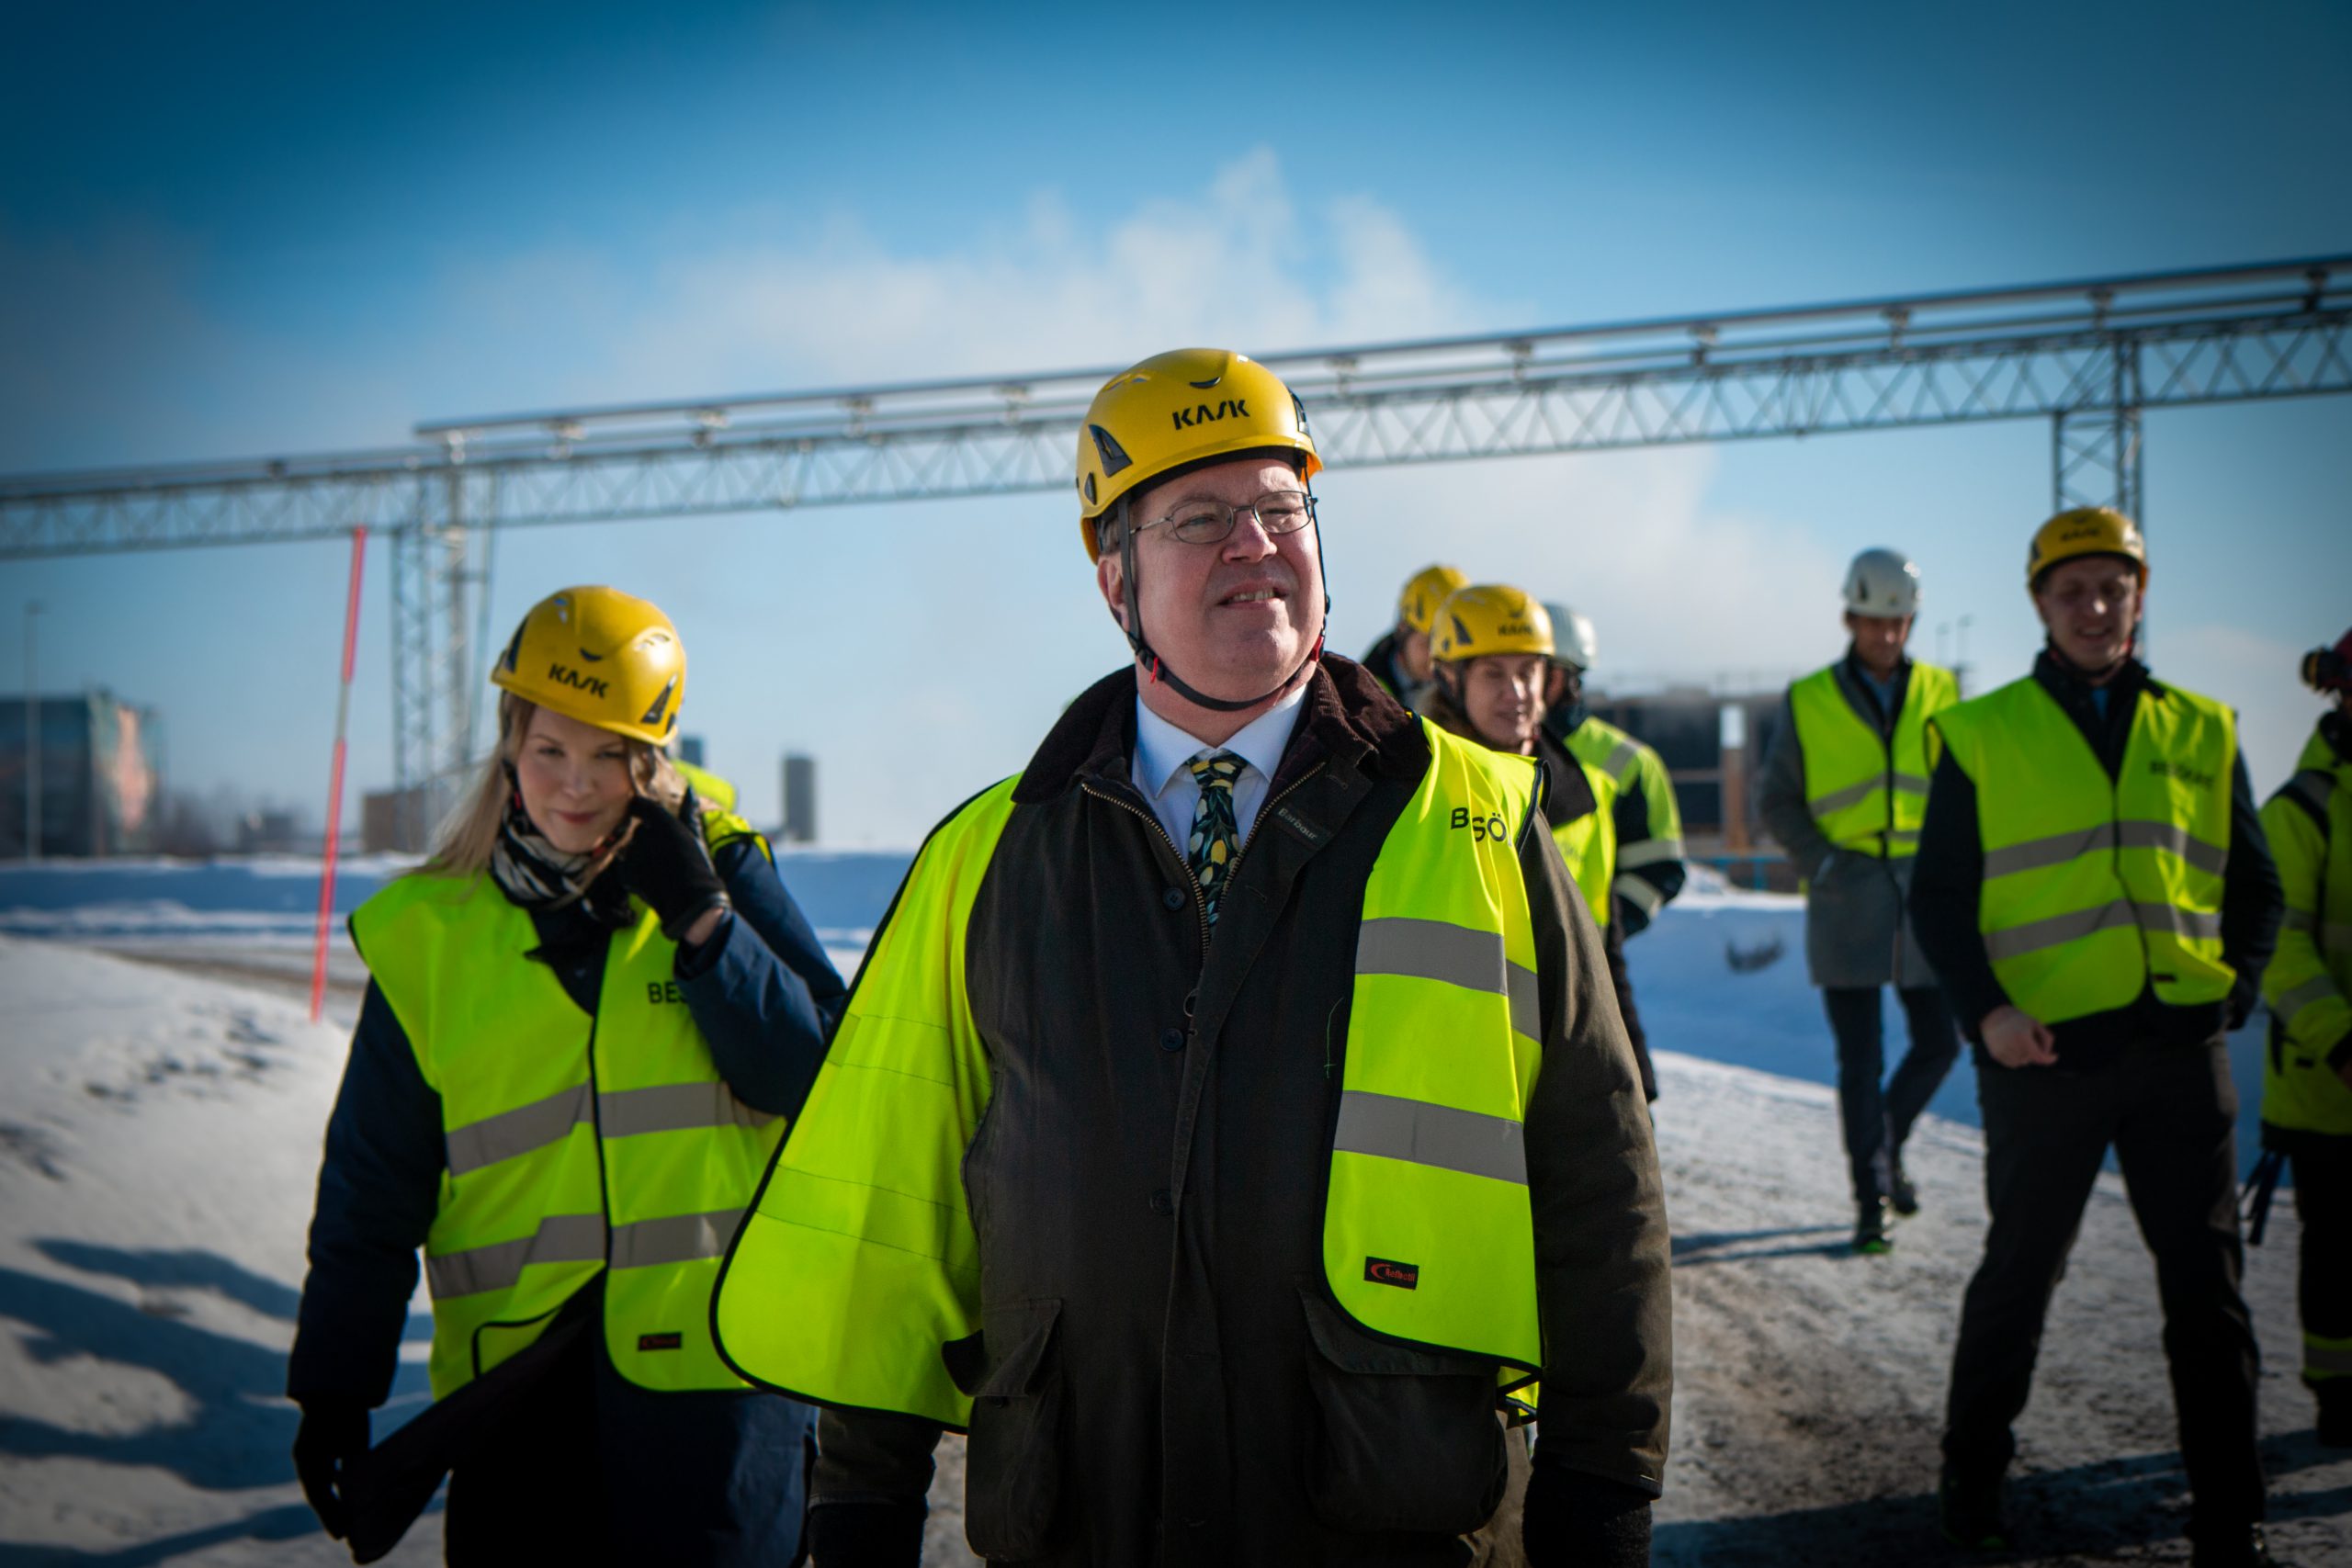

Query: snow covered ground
[0,862,2343,1564]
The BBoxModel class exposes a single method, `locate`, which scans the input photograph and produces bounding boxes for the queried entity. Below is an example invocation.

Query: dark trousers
[1943,1040,2264,1529]
[2291,1136,2352,1389]
[1821,985,1959,1201]
[445,1327,814,1566]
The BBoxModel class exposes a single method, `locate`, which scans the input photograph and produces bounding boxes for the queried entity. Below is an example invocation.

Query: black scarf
[489,795,636,928]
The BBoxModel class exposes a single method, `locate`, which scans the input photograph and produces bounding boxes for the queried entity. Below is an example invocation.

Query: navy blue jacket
[290,838,847,1409]
[288,841,846,1562]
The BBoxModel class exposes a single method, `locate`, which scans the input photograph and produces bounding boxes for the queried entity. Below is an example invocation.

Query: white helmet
[1843,548,1922,617]
[1541,601,1600,671]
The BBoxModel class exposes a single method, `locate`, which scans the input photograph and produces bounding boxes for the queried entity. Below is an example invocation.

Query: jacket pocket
[1296,1283,1507,1534]
[947,1298,1065,1560]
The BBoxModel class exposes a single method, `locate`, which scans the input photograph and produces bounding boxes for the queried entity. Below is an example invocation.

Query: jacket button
[1159,1028,1185,1053]
[1162,887,1186,910]
[1150,1189,1175,1215]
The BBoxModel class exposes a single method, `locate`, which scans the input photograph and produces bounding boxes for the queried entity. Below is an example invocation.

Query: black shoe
[1937,1465,2010,1551]
[2189,1522,2275,1568]
[1854,1198,1893,1256]
[1888,1149,1919,1216]
[2319,1381,2352,1447]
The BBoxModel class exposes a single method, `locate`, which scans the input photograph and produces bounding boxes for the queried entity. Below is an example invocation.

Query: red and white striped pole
[310,525,368,1022]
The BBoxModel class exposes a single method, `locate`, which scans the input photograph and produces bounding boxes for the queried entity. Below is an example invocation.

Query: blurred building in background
[1588,684,1790,891]
[780,753,817,845]
[0,690,164,857]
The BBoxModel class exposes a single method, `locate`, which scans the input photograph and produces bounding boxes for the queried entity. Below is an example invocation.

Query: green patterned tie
[1186,750,1245,927]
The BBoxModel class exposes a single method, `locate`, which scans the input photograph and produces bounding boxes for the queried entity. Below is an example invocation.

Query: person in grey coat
[1753,547,1965,1251]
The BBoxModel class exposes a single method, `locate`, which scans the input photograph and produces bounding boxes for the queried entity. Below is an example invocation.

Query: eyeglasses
[1135,489,1318,547]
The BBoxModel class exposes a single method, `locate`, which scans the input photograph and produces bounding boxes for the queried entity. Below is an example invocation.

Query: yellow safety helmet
[1432,585,1555,663]
[1074,347,1321,559]
[491,586,685,745]
[2027,506,2148,592]
[1396,564,1468,637]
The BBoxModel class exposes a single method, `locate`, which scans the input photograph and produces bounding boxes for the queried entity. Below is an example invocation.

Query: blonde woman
[288,587,844,1565]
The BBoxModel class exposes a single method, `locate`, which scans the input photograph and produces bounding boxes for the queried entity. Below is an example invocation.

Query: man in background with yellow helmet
[1537,603,1687,940]
[1755,549,1962,1256]
[2255,627,2352,1450]
[1422,584,1658,1102]
[1909,511,2282,1565]
[1363,563,1467,710]
[713,350,1669,1565]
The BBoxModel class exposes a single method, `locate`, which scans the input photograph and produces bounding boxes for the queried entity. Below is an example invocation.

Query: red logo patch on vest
[1364,1257,1419,1290]
[638,1332,684,1351]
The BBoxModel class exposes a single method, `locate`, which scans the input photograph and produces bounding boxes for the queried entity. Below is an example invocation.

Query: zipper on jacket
[1082,778,1213,963]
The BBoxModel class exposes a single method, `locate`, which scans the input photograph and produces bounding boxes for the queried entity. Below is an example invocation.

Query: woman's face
[514,706,635,854]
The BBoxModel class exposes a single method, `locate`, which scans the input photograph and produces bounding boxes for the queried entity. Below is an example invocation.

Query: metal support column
[387,469,479,851]
[2052,337,2144,520]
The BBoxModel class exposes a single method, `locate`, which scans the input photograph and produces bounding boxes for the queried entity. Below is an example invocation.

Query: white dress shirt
[1130,682,1310,854]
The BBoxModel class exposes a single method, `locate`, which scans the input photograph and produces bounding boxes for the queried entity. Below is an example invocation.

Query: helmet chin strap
[1113,493,1329,715]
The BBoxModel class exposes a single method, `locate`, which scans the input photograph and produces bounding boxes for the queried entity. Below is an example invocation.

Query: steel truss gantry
[4,256,2346,838]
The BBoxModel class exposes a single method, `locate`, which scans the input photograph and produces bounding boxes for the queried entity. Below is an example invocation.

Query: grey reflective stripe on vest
[598,1082,778,1138]
[2308,1340,2352,1377]
[425,1212,605,1298]
[2276,975,2343,1020]
[1357,917,1539,1042]
[1615,874,1667,917]
[445,1083,592,1178]
[2283,908,2316,933]
[2328,922,2352,955]
[1984,899,2222,962]
[2288,770,2335,815]
[1618,837,1685,869]
[1808,773,1931,820]
[1982,820,2227,881]
[609,1208,746,1269]
[1331,1089,1527,1185]
[1807,776,1883,817]
[1601,740,1640,783]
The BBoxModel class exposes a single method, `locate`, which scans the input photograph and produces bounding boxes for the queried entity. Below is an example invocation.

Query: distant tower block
[675,734,707,769]
[781,753,817,845]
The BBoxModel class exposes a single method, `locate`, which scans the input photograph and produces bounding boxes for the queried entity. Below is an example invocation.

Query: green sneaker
[1937,1466,2011,1552]
[1854,1198,1893,1255]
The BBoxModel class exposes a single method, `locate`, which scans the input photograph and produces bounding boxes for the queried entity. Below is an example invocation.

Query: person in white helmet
[1753,549,1963,1254]
[1538,605,1687,937]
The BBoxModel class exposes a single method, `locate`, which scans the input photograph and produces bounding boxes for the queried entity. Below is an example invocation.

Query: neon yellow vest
[1789,661,1958,859]
[2260,727,2352,1138]
[1931,676,2235,1026]
[1551,755,1620,929]
[1565,716,1683,916]
[353,817,784,1399]
[712,720,1545,1427]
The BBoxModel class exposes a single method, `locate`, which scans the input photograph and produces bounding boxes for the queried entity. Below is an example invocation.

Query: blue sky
[3,1,2348,843]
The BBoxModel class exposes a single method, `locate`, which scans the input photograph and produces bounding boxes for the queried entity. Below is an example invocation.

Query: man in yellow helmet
[1422,584,1657,1102]
[713,350,1670,1565]
[2256,627,2352,1450]
[1363,563,1468,708]
[1755,549,1962,1255]
[1909,510,2282,1564]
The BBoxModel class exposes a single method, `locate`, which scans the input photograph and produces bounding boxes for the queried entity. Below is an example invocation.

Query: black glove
[1521,1462,1652,1568]
[292,1399,371,1540]
[616,795,729,941]
[806,1501,928,1566]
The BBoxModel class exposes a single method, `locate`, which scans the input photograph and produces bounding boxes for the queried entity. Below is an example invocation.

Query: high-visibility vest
[1789,660,1958,859]
[1564,717,1683,919]
[1931,676,2236,1026]
[712,720,1546,1427]
[2260,726,2352,1139]
[1552,756,1620,929]
[352,801,783,1401]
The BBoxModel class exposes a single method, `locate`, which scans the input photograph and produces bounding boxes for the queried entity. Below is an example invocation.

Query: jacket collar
[1013,656,1426,807]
